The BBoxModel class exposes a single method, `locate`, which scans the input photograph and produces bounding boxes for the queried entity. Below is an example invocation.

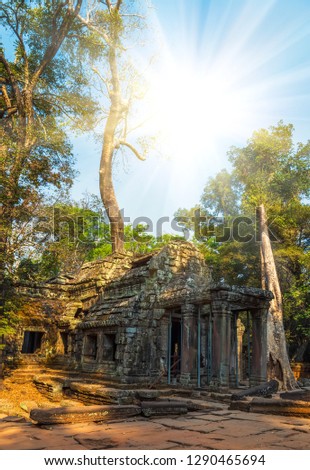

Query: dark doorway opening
[60,332,69,355]
[84,334,98,360]
[21,331,44,354]
[170,315,182,378]
[102,334,116,361]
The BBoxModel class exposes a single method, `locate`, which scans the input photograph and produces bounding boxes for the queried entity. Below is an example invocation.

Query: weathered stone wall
[6,241,272,387]
[74,242,212,382]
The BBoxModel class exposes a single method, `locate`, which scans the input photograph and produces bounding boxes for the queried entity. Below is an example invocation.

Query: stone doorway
[60,332,69,355]
[168,311,182,384]
[21,331,44,354]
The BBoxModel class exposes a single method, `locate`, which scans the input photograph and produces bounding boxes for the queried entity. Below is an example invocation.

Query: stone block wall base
[179,373,191,385]
[250,375,268,387]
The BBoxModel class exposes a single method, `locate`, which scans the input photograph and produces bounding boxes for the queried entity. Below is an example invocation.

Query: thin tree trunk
[258,204,297,390]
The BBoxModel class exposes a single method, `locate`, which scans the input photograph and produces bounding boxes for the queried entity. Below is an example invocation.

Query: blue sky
[69,0,310,230]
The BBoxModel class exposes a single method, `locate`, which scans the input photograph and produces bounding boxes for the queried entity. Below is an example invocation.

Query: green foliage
[201,169,241,216]
[284,268,310,357]
[1,0,101,281]
[0,281,21,335]
[228,121,310,210]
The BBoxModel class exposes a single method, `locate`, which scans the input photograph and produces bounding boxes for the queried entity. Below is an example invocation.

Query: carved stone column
[229,313,238,386]
[237,318,245,382]
[250,308,268,385]
[160,314,169,380]
[211,301,231,387]
[180,303,197,385]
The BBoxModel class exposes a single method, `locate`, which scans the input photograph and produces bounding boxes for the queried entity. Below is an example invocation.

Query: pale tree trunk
[258,204,297,390]
[99,131,124,253]
[99,42,125,253]
[79,0,145,253]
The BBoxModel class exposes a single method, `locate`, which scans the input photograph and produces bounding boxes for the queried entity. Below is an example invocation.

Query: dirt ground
[0,379,309,450]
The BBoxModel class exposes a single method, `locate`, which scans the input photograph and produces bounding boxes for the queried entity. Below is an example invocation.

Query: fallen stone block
[68,383,160,405]
[231,380,279,401]
[30,405,141,424]
[229,399,251,412]
[141,401,188,417]
[280,390,310,402]
[135,390,160,400]
[69,383,132,405]
[2,416,27,423]
[33,377,63,402]
[250,397,310,417]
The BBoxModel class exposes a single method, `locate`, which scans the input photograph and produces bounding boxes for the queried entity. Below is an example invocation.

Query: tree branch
[1,84,12,109]
[0,53,23,112]
[116,0,123,11]
[105,0,112,12]
[76,13,112,46]
[30,0,83,89]
[116,140,146,161]
[1,6,29,77]
[120,13,145,19]
[92,66,111,97]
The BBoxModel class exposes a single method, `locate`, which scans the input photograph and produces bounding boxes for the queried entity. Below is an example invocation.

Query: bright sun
[141,58,252,172]
[125,0,309,204]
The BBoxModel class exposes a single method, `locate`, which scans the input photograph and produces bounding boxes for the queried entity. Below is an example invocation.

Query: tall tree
[228,122,310,389]
[76,0,148,253]
[0,0,97,319]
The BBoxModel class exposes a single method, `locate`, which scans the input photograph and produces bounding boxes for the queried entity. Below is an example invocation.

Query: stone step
[280,390,310,402]
[68,381,160,405]
[34,378,162,405]
[30,400,189,424]
[229,397,310,417]
[250,397,310,417]
[30,404,142,424]
[141,401,188,417]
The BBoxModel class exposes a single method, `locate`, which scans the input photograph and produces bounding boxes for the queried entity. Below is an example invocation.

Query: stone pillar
[211,301,231,387]
[229,313,238,387]
[160,314,169,379]
[237,318,245,382]
[180,303,197,385]
[250,308,268,386]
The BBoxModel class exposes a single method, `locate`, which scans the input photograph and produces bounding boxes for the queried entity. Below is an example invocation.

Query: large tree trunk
[258,204,297,390]
[99,134,124,253]
[98,23,125,253]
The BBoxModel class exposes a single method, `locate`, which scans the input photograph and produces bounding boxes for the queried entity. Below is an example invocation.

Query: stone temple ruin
[3,241,273,389]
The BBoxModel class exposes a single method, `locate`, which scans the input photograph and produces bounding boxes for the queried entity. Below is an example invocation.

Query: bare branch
[116,140,146,161]
[1,6,28,73]
[116,0,123,11]
[76,13,112,46]
[126,117,151,135]
[120,14,145,19]
[92,66,111,96]
[105,0,112,12]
